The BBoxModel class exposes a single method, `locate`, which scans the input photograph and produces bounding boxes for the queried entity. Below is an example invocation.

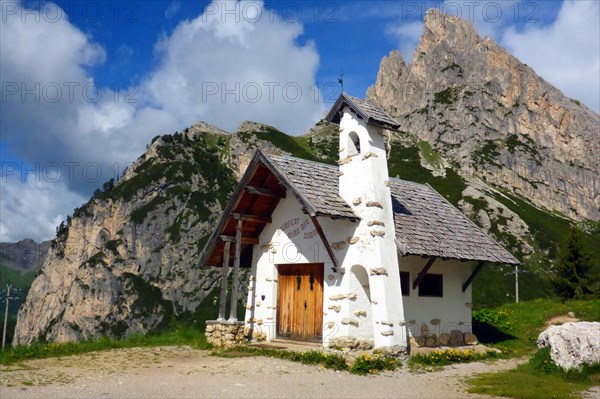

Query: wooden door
[277,264,324,342]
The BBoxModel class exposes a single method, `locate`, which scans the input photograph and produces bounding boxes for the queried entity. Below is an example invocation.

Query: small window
[347,131,361,156]
[400,272,410,296]
[418,274,443,297]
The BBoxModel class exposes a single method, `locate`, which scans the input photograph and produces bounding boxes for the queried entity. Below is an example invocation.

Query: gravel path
[1,346,526,398]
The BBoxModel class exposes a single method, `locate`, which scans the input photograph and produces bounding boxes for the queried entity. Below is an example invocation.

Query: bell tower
[325,93,406,349]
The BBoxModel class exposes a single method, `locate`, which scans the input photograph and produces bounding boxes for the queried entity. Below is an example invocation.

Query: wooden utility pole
[2,285,11,350]
[515,265,519,303]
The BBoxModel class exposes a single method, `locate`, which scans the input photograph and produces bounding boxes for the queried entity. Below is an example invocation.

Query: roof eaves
[324,94,346,124]
[197,149,264,267]
[341,93,372,124]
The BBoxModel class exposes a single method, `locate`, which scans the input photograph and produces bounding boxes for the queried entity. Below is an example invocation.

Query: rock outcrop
[13,123,253,344]
[537,322,600,370]
[368,9,600,221]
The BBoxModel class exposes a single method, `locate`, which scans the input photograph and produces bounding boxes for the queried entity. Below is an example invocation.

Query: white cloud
[145,0,324,134]
[502,0,600,112]
[0,176,86,243]
[0,0,324,242]
[385,20,423,62]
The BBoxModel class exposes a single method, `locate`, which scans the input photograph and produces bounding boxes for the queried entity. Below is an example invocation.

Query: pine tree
[552,227,592,301]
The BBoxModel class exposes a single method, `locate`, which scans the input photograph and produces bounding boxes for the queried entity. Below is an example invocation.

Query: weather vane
[338,71,344,93]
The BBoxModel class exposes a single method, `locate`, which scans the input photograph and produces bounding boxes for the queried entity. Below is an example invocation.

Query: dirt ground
[0,345,574,399]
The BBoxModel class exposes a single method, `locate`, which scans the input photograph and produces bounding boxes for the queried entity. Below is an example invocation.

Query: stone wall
[410,330,478,349]
[205,321,245,348]
[328,336,374,351]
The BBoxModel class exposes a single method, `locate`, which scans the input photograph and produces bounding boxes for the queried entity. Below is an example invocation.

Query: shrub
[473,308,514,333]
[350,354,401,375]
[530,347,600,382]
[529,347,560,374]
[298,350,325,365]
[410,348,500,367]
[322,353,349,371]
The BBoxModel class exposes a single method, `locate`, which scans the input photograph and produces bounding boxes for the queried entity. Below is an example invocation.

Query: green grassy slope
[0,264,38,345]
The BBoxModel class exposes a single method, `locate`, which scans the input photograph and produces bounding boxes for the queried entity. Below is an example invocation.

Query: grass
[416,140,444,170]
[350,353,401,375]
[489,189,573,259]
[468,362,594,399]
[410,348,506,369]
[213,346,348,370]
[387,141,466,205]
[474,299,600,356]
[237,125,320,162]
[0,323,210,365]
[0,263,39,345]
[467,299,600,398]
[0,264,38,290]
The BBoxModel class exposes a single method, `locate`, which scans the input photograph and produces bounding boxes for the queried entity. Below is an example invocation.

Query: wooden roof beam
[231,213,272,224]
[246,186,286,198]
[412,257,437,290]
[310,214,339,270]
[219,235,259,245]
[462,261,485,292]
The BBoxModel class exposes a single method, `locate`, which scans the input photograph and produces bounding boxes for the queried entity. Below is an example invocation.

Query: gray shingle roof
[268,154,519,265]
[325,93,399,129]
[388,179,520,265]
[267,154,358,220]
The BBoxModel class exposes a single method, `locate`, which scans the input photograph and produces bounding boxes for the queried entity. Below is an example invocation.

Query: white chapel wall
[244,194,357,343]
[399,255,473,338]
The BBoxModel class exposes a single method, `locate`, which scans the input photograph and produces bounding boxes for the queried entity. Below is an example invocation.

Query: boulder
[464,333,478,345]
[439,333,450,346]
[449,329,464,346]
[537,322,600,370]
[409,336,420,348]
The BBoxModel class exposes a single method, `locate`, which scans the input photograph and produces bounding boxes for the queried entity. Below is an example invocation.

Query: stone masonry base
[205,321,245,349]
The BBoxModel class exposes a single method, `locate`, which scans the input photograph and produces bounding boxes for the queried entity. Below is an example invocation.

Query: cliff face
[367,9,600,221]
[13,123,249,344]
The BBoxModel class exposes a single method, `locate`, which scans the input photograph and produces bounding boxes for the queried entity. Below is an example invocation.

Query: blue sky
[1,0,599,242]
[39,0,568,102]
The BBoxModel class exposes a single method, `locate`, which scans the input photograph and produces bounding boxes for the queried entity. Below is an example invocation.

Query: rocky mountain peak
[422,8,481,47]
[236,120,273,134]
[368,9,599,221]
[0,239,50,272]
[187,121,230,138]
